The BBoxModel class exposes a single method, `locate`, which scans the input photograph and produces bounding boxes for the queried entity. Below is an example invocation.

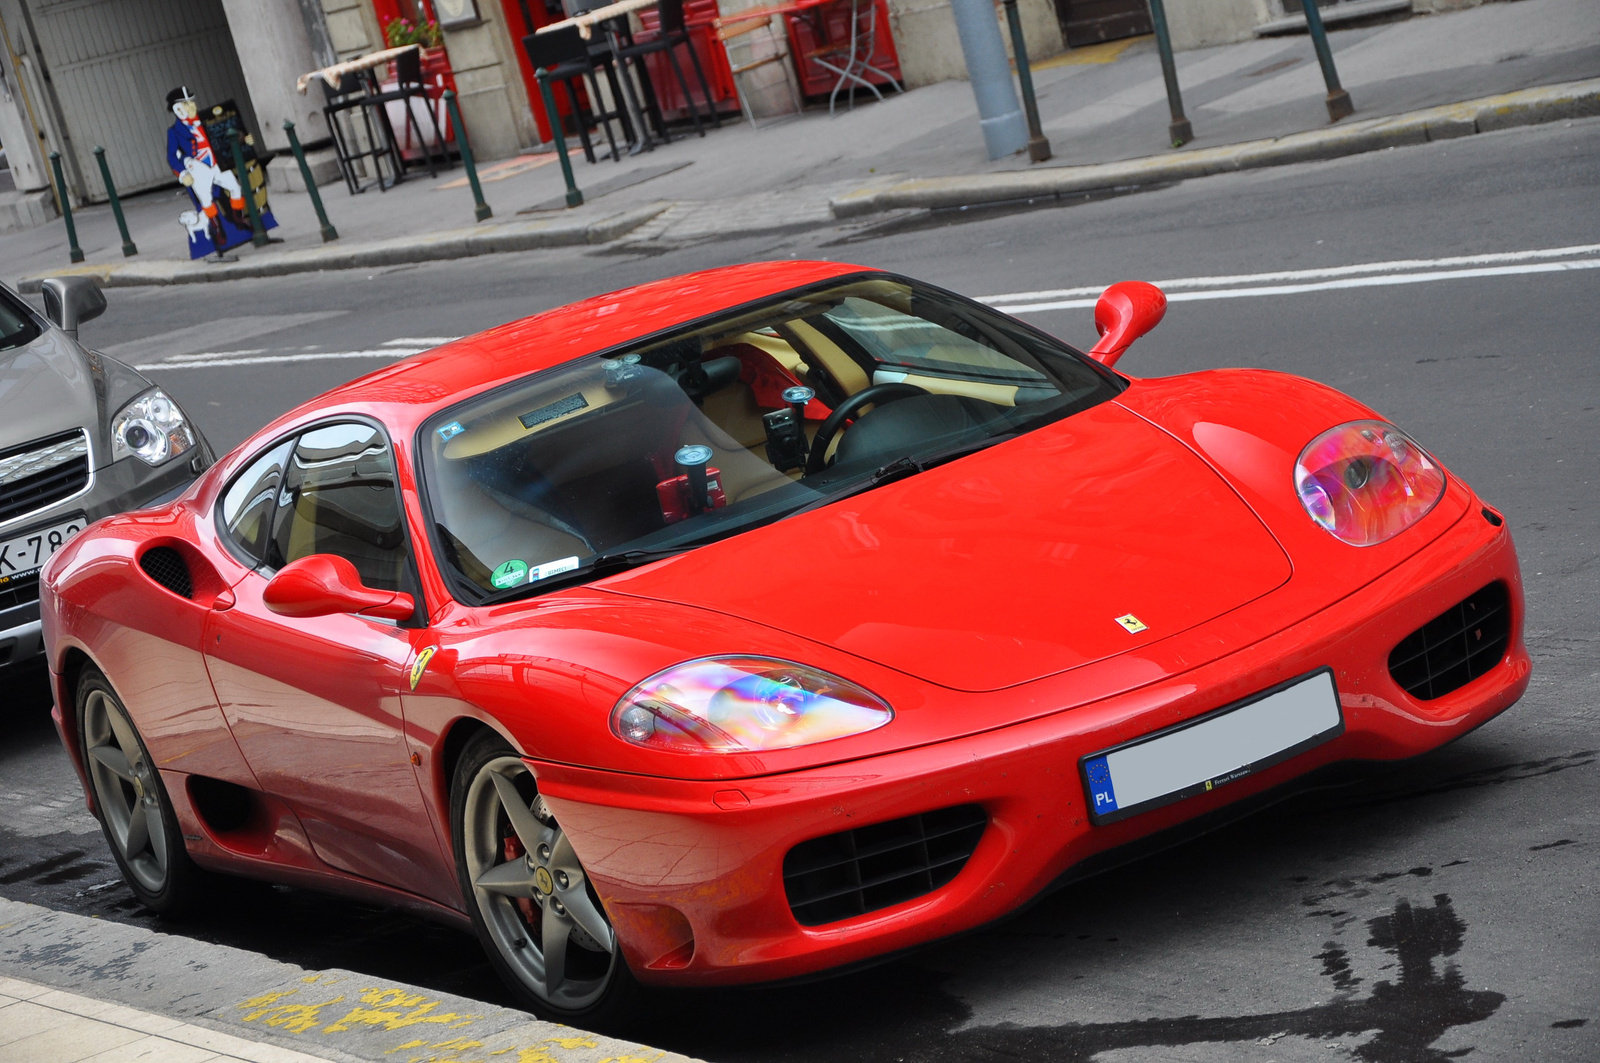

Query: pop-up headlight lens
[1294,420,1445,546]
[612,656,893,753]
[111,388,194,466]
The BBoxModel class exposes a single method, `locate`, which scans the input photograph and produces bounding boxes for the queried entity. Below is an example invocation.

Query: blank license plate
[1082,669,1343,824]
[0,516,87,585]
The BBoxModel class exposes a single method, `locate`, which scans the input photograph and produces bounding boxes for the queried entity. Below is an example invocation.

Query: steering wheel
[805,382,930,475]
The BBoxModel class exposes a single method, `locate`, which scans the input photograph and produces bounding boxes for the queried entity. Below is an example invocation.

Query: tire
[451,728,641,1028]
[76,665,204,915]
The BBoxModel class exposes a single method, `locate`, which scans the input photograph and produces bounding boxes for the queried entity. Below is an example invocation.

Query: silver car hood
[1,329,151,470]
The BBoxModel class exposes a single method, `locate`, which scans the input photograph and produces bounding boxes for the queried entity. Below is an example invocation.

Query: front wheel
[76,665,204,915]
[451,729,640,1026]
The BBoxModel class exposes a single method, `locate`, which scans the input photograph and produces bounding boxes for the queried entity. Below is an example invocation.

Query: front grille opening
[1388,582,1511,701]
[0,575,40,613]
[139,547,193,599]
[783,804,987,927]
[0,455,90,524]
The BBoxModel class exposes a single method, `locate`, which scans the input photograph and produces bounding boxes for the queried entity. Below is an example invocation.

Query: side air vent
[139,546,193,599]
[1388,582,1511,701]
[783,804,988,927]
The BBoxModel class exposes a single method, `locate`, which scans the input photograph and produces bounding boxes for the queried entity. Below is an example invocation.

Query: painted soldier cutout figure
[166,86,243,223]
[164,86,276,258]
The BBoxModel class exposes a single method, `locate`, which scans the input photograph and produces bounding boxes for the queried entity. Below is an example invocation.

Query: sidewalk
[0,896,702,1063]
[4,0,1596,289]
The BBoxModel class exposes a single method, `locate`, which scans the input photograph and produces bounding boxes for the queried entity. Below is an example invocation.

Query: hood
[606,400,1293,692]
[0,331,104,463]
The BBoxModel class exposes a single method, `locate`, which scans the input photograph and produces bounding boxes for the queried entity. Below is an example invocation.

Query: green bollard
[49,151,85,264]
[1146,0,1193,147]
[442,90,494,221]
[228,131,270,248]
[91,146,138,257]
[1301,0,1354,121]
[1001,0,1051,163]
[283,120,339,242]
[534,74,584,208]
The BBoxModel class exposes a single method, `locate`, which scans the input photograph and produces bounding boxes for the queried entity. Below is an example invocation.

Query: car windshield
[0,289,42,353]
[419,274,1122,602]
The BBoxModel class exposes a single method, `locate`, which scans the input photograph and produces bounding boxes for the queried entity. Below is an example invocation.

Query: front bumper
[1,451,205,671]
[533,504,1529,987]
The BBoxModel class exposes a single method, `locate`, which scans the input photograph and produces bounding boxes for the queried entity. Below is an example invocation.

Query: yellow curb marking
[1034,35,1149,69]
[323,986,480,1032]
[237,988,346,1034]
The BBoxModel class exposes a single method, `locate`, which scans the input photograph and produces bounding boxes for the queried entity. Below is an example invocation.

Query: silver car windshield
[0,290,43,353]
[419,275,1121,602]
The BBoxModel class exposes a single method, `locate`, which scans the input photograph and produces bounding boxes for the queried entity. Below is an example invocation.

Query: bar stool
[614,0,721,136]
[363,47,449,177]
[322,76,400,193]
[524,26,633,163]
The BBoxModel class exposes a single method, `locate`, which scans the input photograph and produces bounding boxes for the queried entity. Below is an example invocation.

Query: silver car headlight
[110,388,196,466]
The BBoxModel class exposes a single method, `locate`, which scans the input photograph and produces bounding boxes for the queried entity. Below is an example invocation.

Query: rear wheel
[76,666,202,915]
[451,729,640,1026]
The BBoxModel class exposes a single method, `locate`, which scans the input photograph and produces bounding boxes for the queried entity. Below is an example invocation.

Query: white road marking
[134,348,424,371]
[980,244,1600,313]
[385,336,460,346]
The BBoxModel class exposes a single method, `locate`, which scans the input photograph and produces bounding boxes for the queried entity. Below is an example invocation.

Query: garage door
[26,0,257,200]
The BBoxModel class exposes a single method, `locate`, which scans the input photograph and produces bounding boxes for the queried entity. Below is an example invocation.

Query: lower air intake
[1388,582,1511,701]
[139,546,193,599]
[783,804,987,927]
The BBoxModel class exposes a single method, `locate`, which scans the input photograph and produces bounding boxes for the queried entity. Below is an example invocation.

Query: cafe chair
[614,0,721,136]
[523,27,632,163]
[321,78,400,193]
[363,47,449,177]
[804,0,903,116]
[716,14,802,127]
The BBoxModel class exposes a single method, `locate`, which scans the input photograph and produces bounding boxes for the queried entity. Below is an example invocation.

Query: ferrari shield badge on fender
[408,646,437,691]
[1115,614,1148,634]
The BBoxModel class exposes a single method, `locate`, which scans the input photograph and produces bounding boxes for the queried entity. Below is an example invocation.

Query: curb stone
[828,78,1600,218]
[16,203,671,293]
[0,896,703,1063]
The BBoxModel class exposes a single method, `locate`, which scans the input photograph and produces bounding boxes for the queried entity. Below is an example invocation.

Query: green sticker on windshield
[490,559,529,589]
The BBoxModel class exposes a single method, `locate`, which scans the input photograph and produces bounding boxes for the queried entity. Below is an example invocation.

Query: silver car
[1,277,213,672]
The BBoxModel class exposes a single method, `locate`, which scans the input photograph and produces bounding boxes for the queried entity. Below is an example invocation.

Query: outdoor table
[537,0,666,155]
[295,44,420,95]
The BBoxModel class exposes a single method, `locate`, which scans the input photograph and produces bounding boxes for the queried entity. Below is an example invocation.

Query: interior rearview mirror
[39,276,107,341]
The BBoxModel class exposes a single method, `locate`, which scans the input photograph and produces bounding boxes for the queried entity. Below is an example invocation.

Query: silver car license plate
[0,516,87,585]
[1081,669,1343,824]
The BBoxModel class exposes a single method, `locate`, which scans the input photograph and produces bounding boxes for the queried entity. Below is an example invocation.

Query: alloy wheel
[82,688,169,894]
[462,754,618,1011]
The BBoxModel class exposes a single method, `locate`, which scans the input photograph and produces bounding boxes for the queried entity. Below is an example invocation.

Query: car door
[204,420,455,904]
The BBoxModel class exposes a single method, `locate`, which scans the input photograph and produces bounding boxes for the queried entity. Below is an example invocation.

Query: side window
[218,439,296,564]
[266,422,409,592]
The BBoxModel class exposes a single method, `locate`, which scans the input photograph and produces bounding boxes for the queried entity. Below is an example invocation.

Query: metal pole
[950,0,1028,160]
[442,90,493,221]
[1301,0,1354,121]
[1145,0,1193,147]
[91,147,137,257]
[49,151,85,264]
[534,72,583,209]
[1001,0,1051,163]
[226,131,270,248]
[283,120,339,242]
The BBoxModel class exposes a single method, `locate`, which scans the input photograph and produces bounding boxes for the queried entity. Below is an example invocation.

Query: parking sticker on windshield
[532,556,581,581]
[437,421,465,442]
[491,559,528,589]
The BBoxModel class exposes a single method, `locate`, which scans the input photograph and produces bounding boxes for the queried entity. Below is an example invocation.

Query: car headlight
[1294,420,1445,546]
[110,388,195,466]
[611,656,893,753]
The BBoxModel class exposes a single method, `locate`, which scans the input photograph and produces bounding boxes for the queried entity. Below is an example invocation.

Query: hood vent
[139,547,193,599]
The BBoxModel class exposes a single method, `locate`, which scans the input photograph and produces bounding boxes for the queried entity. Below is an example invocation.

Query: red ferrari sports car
[41,261,1528,1025]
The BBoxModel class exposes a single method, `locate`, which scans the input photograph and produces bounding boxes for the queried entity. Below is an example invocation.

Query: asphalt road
[3,116,1598,1063]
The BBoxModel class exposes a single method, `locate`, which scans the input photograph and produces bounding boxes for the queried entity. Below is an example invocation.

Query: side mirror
[1086,281,1167,368]
[39,277,107,341]
[263,555,416,622]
